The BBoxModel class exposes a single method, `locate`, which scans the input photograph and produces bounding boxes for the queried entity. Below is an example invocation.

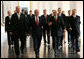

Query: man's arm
[5,17,7,32]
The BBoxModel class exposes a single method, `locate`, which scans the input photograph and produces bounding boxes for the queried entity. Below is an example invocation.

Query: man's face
[53,10,57,16]
[16,6,20,13]
[43,10,47,15]
[62,11,65,14]
[58,9,61,13]
[8,11,11,16]
[72,10,76,15]
[35,10,39,16]
[30,11,32,15]
[22,10,25,14]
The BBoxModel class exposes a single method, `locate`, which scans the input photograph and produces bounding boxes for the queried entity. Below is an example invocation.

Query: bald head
[7,10,11,16]
[43,9,47,15]
[34,9,39,16]
[16,6,20,13]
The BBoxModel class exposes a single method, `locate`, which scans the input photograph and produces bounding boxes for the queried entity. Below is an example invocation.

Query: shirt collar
[73,14,76,18]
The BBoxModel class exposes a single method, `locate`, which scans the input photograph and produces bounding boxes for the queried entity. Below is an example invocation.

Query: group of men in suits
[5,6,81,58]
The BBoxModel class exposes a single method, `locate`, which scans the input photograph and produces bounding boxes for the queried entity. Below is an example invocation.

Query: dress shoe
[76,49,80,53]
[58,45,62,49]
[21,50,24,54]
[54,52,58,56]
[16,55,19,58]
[36,52,39,57]
[54,50,58,56]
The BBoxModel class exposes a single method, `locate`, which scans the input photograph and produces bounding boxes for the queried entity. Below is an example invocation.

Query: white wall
[2,1,18,24]
[31,1,83,16]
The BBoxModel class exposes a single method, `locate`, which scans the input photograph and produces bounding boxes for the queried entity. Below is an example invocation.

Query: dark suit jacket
[30,16,43,38]
[70,15,81,36]
[11,13,26,37]
[49,14,53,18]
[41,15,50,30]
[49,16,65,36]
[66,16,71,31]
[5,16,12,32]
[57,13,66,26]
[28,14,34,20]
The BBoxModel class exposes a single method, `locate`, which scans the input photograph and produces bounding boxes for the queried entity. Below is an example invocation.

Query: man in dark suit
[49,10,54,17]
[57,8,66,49]
[69,9,81,53]
[28,10,34,18]
[41,9,50,45]
[62,11,65,15]
[5,10,13,48]
[28,9,43,57]
[49,10,66,56]
[21,9,28,48]
[66,10,72,46]
[11,6,26,57]
[27,10,34,36]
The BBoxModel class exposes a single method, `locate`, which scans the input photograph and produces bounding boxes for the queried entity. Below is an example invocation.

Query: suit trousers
[32,29,42,54]
[7,31,13,46]
[13,32,25,56]
[52,34,60,53]
[43,29,50,44]
[71,34,80,50]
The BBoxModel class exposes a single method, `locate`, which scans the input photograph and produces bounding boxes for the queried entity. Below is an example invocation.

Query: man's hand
[10,32,12,35]
[48,22,52,26]
[69,27,72,30]
[41,26,43,29]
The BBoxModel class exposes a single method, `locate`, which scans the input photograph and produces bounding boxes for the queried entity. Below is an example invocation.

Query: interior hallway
[1,26,83,58]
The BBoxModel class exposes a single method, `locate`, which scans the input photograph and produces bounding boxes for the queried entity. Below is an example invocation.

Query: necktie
[55,16,57,23]
[36,17,39,26]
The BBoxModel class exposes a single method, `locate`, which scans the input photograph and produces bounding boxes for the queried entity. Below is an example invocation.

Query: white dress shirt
[17,13,20,19]
[9,15,11,20]
[73,14,76,18]
[58,13,61,16]
[54,16,57,19]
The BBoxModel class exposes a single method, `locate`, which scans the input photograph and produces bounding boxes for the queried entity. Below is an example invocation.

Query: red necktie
[36,17,39,26]
[55,16,57,23]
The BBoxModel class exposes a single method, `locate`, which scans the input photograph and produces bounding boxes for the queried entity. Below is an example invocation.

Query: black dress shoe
[76,49,80,53]
[54,51,58,56]
[16,55,19,58]
[21,50,24,54]
[36,52,39,57]
[71,48,75,53]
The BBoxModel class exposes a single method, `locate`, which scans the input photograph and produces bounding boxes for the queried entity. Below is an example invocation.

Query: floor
[1,26,83,58]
